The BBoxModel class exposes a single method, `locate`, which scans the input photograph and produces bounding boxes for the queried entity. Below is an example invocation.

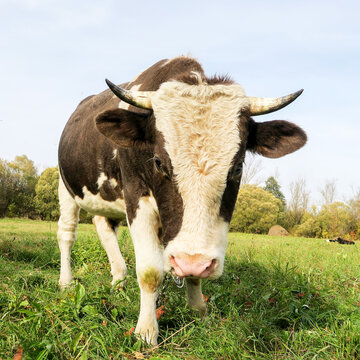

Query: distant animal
[327,237,355,245]
[57,56,307,345]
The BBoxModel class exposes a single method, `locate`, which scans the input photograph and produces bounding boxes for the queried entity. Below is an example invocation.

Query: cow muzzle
[169,253,217,278]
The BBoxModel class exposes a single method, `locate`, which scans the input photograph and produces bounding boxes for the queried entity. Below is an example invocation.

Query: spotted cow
[58,56,307,345]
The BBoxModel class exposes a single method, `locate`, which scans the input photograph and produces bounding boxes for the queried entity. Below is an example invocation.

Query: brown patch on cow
[206,74,234,85]
[130,56,204,91]
[139,267,162,293]
[106,218,120,232]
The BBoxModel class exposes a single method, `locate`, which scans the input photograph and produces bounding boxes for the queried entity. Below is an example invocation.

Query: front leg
[186,278,207,316]
[128,195,163,346]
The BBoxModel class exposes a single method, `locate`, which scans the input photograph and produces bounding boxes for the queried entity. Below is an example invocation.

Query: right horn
[105,79,153,110]
[248,89,303,116]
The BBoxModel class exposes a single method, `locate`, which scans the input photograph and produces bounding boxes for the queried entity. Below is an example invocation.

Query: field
[0,218,359,359]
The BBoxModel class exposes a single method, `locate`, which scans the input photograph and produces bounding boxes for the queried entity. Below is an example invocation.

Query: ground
[0,218,359,359]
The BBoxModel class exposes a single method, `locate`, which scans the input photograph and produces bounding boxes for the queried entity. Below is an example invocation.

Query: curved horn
[248,89,303,116]
[105,79,153,109]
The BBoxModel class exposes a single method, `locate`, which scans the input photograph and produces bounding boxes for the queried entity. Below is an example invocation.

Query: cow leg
[129,197,163,346]
[186,278,207,316]
[93,215,127,286]
[57,177,80,288]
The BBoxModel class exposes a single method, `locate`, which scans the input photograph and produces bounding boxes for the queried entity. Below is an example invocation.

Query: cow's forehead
[151,81,248,215]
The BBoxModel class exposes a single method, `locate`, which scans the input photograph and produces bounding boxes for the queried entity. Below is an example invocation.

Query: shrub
[230,185,282,234]
[294,207,322,238]
[317,202,356,238]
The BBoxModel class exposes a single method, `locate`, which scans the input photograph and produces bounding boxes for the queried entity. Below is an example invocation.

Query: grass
[0,218,359,359]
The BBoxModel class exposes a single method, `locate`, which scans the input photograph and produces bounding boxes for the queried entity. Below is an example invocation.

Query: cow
[327,237,355,245]
[57,56,307,345]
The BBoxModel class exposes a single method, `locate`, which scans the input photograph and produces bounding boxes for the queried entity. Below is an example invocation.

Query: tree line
[0,155,96,223]
[1,155,359,239]
[231,177,360,240]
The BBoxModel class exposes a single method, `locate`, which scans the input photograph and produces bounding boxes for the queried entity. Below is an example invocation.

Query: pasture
[0,218,359,359]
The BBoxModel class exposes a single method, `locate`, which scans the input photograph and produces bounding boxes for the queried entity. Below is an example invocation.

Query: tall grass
[0,218,359,359]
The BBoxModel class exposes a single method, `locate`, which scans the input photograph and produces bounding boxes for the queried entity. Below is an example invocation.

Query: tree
[9,155,38,193]
[230,184,282,233]
[317,202,355,238]
[320,179,337,207]
[287,178,309,227]
[347,189,360,238]
[263,176,286,209]
[35,167,60,220]
[0,155,38,218]
[294,206,322,238]
[0,159,14,217]
[241,153,263,185]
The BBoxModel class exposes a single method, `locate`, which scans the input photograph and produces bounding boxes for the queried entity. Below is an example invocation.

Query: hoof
[135,322,158,346]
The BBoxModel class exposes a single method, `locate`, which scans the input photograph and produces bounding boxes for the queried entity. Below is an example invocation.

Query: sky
[1,0,359,204]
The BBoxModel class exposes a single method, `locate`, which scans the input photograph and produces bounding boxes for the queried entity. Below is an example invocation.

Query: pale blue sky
[1,0,359,203]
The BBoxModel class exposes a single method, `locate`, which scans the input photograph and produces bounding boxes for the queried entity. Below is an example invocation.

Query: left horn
[105,79,153,110]
[248,89,303,116]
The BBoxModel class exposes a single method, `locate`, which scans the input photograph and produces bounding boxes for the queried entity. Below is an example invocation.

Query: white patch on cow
[151,81,248,277]
[112,149,118,159]
[129,194,163,345]
[160,59,172,68]
[109,178,118,188]
[135,290,158,345]
[74,186,126,219]
[93,215,127,285]
[97,172,108,188]
[129,194,162,275]
[57,175,80,288]
[160,55,194,68]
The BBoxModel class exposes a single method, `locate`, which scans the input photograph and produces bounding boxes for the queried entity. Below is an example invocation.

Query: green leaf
[111,308,118,319]
[75,283,86,309]
[71,332,83,352]
[36,349,48,360]
[82,305,98,316]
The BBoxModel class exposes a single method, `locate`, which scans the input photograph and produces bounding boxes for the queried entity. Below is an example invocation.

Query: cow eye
[154,157,162,171]
[234,163,243,177]
[154,156,170,179]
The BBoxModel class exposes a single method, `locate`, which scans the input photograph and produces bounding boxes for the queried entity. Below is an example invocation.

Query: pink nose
[170,254,216,278]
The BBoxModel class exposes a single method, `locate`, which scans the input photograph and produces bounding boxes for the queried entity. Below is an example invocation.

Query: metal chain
[171,273,185,288]
[156,273,185,308]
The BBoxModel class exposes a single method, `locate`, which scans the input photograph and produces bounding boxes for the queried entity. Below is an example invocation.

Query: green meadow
[0,218,359,359]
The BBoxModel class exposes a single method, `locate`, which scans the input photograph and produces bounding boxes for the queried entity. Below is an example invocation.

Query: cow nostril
[170,255,217,278]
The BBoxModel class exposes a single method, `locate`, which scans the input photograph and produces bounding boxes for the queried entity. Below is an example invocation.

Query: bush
[295,203,357,239]
[34,167,60,221]
[294,207,322,238]
[317,202,356,238]
[230,185,282,234]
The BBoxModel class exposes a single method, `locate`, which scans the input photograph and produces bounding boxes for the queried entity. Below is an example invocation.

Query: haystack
[268,225,289,236]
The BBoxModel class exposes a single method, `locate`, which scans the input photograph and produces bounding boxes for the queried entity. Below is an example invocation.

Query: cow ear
[246,119,307,158]
[95,108,152,147]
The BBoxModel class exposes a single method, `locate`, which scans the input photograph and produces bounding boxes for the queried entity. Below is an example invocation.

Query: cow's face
[96,79,307,280]
[150,81,248,279]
